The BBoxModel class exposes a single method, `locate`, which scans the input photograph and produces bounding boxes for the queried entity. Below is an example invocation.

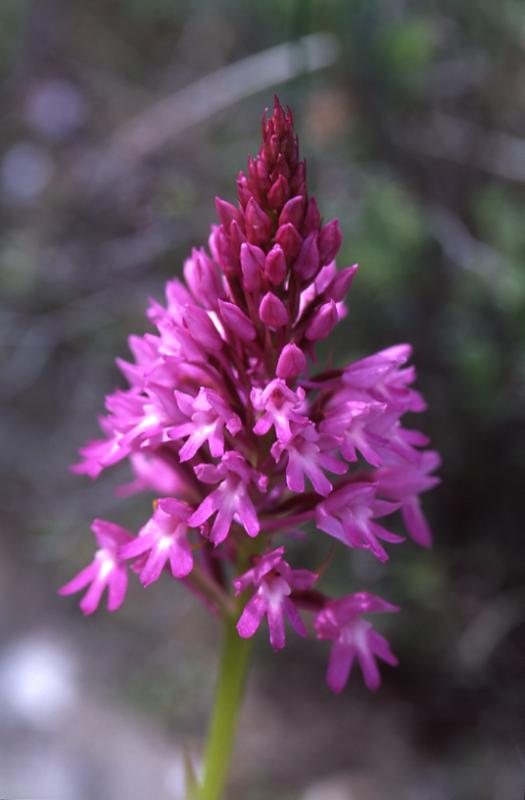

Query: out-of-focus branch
[78,33,339,186]
[389,112,525,184]
[427,205,507,282]
[456,588,525,673]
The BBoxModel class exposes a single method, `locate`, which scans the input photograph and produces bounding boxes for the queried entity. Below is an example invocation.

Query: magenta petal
[237,593,266,639]
[356,641,381,692]
[327,640,354,694]
[236,495,260,538]
[79,577,107,616]
[139,546,169,587]
[169,539,193,578]
[402,497,432,548]
[58,564,96,596]
[189,491,221,527]
[284,598,308,638]
[107,566,128,611]
[120,531,157,560]
[210,504,234,545]
[267,603,286,650]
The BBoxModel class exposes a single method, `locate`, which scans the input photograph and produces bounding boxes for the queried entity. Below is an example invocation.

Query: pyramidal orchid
[62,98,439,800]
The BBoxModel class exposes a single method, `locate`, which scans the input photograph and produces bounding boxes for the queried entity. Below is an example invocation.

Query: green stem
[198,616,253,800]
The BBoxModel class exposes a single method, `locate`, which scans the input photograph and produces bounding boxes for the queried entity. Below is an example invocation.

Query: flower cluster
[61,99,439,693]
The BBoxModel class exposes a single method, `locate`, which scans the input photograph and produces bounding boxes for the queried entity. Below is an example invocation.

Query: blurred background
[1,1,524,798]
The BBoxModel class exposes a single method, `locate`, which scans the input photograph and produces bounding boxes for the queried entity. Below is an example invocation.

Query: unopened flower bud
[329,265,359,302]
[219,300,256,341]
[259,292,289,328]
[184,305,223,351]
[293,232,319,280]
[267,174,290,210]
[303,197,321,235]
[279,195,305,229]
[265,245,287,286]
[276,343,307,378]
[275,223,302,263]
[237,173,251,207]
[215,197,242,231]
[305,300,339,341]
[183,248,223,309]
[240,243,265,292]
[245,197,272,244]
[318,219,342,265]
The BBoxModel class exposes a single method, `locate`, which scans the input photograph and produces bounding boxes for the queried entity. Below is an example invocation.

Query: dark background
[1,1,524,798]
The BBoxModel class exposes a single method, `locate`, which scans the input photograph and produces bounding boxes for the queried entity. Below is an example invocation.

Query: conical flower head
[63,98,439,694]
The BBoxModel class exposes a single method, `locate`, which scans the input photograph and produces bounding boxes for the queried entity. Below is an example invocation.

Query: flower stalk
[199,614,253,800]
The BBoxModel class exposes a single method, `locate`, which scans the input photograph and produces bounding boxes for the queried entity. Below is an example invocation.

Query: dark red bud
[279,195,306,229]
[275,223,302,263]
[270,153,290,181]
[303,197,321,235]
[290,162,306,195]
[265,245,287,285]
[305,300,339,341]
[245,198,272,245]
[329,265,359,302]
[272,96,286,136]
[237,173,252,207]
[228,221,246,268]
[268,174,290,210]
[318,219,342,265]
[293,232,319,280]
[215,197,241,231]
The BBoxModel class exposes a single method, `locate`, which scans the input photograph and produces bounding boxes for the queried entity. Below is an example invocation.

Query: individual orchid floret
[120,498,194,585]
[343,344,426,413]
[314,592,399,692]
[170,387,242,462]
[316,481,403,562]
[234,547,317,650]
[320,399,390,468]
[376,450,441,547]
[251,379,308,444]
[189,452,267,544]
[272,424,347,496]
[58,520,133,614]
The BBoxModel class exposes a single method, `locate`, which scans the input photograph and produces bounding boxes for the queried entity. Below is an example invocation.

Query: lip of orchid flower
[251,379,308,444]
[64,97,439,694]
[188,451,267,545]
[271,423,348,497]
[168,387,242,462]
[234,547,318,650]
